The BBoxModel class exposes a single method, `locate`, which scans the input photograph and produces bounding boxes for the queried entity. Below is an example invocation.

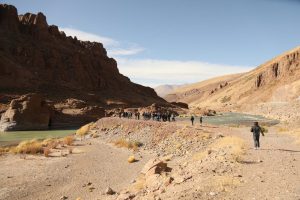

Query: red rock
[0,4,168,129]
[0,94,52,131]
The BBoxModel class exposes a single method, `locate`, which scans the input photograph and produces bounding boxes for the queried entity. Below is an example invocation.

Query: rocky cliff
[0,4,165,107]
[0,4,167,130]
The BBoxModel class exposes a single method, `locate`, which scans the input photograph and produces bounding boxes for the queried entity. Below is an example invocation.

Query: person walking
[250,122,265,150]
[191,116,195,126]
[199,116,203,126]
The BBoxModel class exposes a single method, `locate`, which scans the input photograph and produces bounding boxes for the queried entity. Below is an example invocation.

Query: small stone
[209,192,217,196]
[130,179,136,184]
[60,196,68,200]
[105,187,116,195]
[128,156,136,163]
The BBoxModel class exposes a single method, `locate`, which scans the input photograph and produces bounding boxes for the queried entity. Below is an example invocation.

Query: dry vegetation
[113,138,143,151]
[10,139,43,154]
[276,126,300,145]
[211,136,246,162]
[0,147,9,156]
[76,122,94,138]
[2,135,76,157]
[63,135,74,146]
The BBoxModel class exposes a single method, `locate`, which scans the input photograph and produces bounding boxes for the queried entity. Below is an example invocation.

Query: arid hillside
[164,73,244,104]
[165,46,300,121]
[0,4,165,108]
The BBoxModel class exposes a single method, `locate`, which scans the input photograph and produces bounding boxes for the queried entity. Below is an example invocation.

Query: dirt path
[227,127,300,200]
[0,139,153,200]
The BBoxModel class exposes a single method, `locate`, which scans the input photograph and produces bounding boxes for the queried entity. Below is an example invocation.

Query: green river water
[178,112,279,126]
[0,129,76,147]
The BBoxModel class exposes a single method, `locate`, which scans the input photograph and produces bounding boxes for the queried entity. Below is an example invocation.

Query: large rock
[0,94,52,131]
[141,158,170,177]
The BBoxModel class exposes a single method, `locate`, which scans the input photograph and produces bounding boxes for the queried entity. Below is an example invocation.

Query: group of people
[119,111,176,122]
[119,112,265,150]
[190,115,203,126]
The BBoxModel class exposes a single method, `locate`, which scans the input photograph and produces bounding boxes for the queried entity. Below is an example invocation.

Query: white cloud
[109,47,145,56]
[60,27,119,47]
[59,27,144,56]
[116,58,254,87]
[58,28,253,88]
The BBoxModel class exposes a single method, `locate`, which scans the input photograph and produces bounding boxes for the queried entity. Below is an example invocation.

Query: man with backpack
[250,122,265,150]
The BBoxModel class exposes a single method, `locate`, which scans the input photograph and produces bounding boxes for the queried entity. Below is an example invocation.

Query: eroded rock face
[0,4,169,129]
[254,50,300,88]
[0,94,52,131]
[0,4,165,108]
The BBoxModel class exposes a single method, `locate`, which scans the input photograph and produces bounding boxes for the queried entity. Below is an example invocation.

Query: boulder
[0,94,52,131]
[141,158,171,177]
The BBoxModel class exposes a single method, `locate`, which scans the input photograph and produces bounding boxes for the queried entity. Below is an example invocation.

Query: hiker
[200,116,203,126]
[191,116,195,126]
[250,121,265,150]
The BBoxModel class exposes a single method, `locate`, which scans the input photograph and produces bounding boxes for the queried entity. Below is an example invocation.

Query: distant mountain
[154,84,186,97]
[165,46,300,121]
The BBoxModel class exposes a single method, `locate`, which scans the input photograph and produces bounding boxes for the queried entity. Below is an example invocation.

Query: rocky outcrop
[0,4,168,130]
[0,4,165,108]
[0,94,52,131]
[254,49,300,88]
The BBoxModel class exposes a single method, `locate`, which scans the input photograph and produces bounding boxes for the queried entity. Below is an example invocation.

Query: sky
[3,0,300,87]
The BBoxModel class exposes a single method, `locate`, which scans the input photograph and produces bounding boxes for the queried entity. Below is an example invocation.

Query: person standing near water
[191,116,195,126]
[250,122,264,150]
[199,116,203,126]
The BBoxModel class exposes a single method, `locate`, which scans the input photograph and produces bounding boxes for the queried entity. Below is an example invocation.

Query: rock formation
[0,94,52,131]
[0,4,165,106]
[0,4,167,130]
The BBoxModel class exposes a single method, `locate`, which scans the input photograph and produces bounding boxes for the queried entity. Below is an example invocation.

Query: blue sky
[4,0,300,86]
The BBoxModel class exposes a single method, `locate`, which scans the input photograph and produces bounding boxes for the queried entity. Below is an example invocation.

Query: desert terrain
[1,3,300,200]
[0,118,299,200]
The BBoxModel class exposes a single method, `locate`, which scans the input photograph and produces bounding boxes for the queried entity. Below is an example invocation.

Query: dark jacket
[251,125,264,136]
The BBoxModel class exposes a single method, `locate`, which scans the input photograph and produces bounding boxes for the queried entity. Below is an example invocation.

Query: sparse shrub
[76,122,94,138]
[221,96,231,103]
[63,136,74,146]
[277,127,289,132]
[0,147,9,156]
[113,138,143,151]
[128,155,136,163]
[261,126,268,134]
[42,138,59,149]
[12,139,43,154]
[44,147,51,157]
